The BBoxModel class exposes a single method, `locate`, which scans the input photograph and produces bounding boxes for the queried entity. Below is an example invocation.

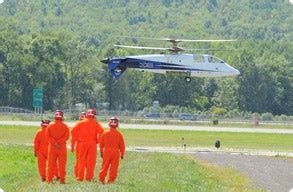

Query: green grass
[122,129,293,152]
[0,125,292,152]
[0,144,262,192]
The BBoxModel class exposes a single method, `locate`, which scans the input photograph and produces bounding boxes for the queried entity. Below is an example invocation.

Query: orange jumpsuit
[34,127,59,180]
[98,128,125,184]
[46,120,69,183]
[71,126,81,178]
[34,127,49,180]
[74,117,104,181]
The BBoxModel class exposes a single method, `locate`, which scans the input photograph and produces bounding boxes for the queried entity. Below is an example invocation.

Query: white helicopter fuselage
[128,54,240,77]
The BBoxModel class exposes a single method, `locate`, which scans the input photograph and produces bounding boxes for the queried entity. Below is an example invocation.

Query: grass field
[0,144,263,192]
[1,124,289,191]
[0,125,292,152]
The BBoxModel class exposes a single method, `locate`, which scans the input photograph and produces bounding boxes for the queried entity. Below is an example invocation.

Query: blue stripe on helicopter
[120,58,217,72]
[107,58,219,79]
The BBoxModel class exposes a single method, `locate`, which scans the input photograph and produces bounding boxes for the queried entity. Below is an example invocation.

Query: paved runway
[1,120,293,134]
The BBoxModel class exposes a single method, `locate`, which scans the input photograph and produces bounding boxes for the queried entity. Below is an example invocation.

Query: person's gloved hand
[121,156,124,160]
[71,148,75,153]
[100,152,103,158]
[34,152,37,157]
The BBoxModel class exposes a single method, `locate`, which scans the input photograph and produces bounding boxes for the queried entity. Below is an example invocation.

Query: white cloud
[290,0,293,4]
[0,0,3,4]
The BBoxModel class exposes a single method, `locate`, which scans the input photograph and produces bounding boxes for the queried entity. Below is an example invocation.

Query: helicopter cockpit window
[208,56,221,63]
[193,55,205,63]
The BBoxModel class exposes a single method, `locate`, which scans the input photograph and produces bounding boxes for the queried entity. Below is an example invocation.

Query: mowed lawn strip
[0,125,292,151]
[0,145,262,192]
[122,129,293,151]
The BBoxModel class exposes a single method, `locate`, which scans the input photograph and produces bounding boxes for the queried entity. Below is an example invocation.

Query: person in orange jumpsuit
[99,116,125,184]
[46,110,69,184]
[34,120,59,182]
[71,112,86,178]
[34,120,51,182]
[74,108,104,182]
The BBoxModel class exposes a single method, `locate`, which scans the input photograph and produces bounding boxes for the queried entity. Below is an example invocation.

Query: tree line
[0,0,292,115]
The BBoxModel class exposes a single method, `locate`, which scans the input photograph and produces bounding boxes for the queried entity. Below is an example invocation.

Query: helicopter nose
[234,69,240,76]
[101,58,109,64]
[229,66,240,76]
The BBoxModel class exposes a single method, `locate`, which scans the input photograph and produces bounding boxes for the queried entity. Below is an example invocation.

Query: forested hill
[0,0,292,41]
[0,0,292,116]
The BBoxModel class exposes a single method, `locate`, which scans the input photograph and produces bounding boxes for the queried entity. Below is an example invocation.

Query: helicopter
[101,37,240,82]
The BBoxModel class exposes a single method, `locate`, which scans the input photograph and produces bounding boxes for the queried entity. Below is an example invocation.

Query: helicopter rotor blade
[177,39,236,42]
[114,44,170,50]
[122,36,236,43]
[182,48,233,51]
[114,45,232,52]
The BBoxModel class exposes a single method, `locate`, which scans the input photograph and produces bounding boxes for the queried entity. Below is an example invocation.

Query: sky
[0,0,3,4]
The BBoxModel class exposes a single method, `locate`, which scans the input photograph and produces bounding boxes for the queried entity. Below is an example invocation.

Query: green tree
[236,50,262,112]
[29,33,66,110]
[0,30,26,107]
